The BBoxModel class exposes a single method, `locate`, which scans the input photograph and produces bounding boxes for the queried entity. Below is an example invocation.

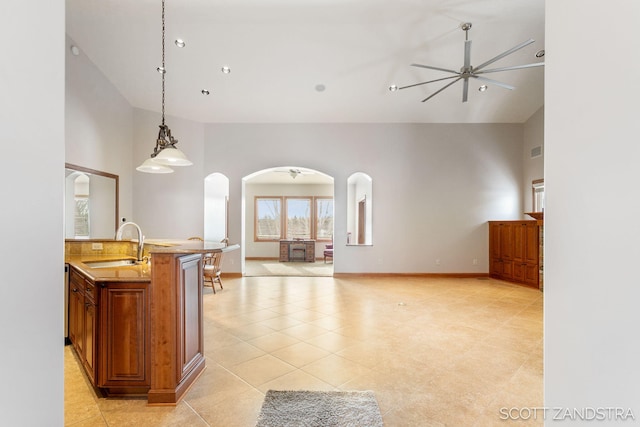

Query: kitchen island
[66,240,239,404]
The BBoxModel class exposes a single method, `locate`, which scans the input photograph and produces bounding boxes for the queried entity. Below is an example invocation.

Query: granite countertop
[66,255,151,283]
[66,240,240,283]
[147,240,240,254]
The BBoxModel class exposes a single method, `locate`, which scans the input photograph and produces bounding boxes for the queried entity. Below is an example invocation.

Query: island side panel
[148,252,205,405]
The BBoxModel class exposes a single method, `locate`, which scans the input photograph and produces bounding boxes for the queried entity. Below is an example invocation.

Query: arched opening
[347,172,372,245]
[204,173,229,242]
[242,166,334,276]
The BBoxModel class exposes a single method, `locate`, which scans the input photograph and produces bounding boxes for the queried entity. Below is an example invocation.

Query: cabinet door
[69,283,84,352]
[524,223,539,264]
[500,223,513,260]
[512,262,525,282]
[523,263,539,287]
[177,254,204,380]
[83,301,97,383]
[99,284,150,388]
[489,258,502,277]
[489,223,501,259]
[512,223,526,262]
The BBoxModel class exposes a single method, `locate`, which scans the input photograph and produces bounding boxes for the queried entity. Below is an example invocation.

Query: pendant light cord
[161,0,165,126]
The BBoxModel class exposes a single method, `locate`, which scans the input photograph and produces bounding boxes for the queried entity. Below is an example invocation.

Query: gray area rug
[255,390,383,427]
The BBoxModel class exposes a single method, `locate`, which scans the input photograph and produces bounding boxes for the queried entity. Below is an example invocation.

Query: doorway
[242,166,334,277]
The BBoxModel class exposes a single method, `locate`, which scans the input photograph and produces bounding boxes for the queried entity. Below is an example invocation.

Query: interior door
[357,199,366,245]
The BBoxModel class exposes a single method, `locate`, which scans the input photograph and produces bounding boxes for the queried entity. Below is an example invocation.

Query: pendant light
[137,0,192,174]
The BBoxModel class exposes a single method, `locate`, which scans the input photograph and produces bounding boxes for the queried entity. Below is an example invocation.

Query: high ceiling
[66,0,544,124]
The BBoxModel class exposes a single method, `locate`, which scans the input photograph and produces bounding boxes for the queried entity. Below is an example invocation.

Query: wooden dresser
[279,240,315,262]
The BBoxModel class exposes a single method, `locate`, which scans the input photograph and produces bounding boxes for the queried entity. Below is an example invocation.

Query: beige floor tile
[227,354,296,387]
[271,341,331,367]
[65,276,543,426]
[192,388,265,427]
[257,315,304,331]
[258,369,336,393]
[247,331,301,352]
[305,331,354,353]
[207,341,266,368]
[302,354,373,387]
[280,322,330,340]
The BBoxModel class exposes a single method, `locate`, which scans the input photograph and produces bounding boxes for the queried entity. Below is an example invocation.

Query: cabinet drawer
[70,269,85,292]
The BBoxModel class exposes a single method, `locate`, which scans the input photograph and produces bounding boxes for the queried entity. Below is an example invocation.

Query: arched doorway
[242,166,334,277]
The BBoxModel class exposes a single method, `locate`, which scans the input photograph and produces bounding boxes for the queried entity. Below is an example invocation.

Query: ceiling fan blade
[462,78,469,102]
[398,75,460,90]
[474,39,535,72]
[421,77,463,102]
[472,75,515,90]
[475,62,545,74]
[411,63,459,74]
[464,40,471,69]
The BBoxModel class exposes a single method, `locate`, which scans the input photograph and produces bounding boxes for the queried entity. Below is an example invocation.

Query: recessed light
[201,89,210,95]
[315,84,326,92]
[70,45,80,56]
[478,85,488,92]
[535,49,545,58]
[174,39,185,48]
[221,66,231,74]
[389,85,398,92]
[156,66,166,74]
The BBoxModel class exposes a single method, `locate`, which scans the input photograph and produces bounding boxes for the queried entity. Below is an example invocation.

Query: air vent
[531,146,543,158]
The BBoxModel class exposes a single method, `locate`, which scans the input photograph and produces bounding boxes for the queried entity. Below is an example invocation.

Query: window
[316,197,334,241]
[532,179,545,212]
[255,198,281,241]
[254,196,333,241]
[286,198,311,239]
[74,197,90,238]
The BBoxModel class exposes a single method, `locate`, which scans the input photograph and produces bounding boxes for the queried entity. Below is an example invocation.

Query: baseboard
[332,272,490,278]
[221,272,243,278]
[245,257,279,261]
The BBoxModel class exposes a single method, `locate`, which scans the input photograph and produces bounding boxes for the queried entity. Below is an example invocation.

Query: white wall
[545,0,640,417]
[203,123,524,274]
[245,183,334,258]
[0,0,64,424]
[66,35,134,225]
[132,108,205,239]
[523,106,544,213]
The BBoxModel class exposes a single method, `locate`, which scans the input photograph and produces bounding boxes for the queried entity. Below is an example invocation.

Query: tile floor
[65,276,543,426]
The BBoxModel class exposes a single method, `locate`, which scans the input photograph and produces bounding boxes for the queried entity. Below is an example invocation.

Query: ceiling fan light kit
[395,22,544,103]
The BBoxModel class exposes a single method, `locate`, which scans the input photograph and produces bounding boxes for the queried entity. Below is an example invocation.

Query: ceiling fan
[275,168,313,179]
[393,22,544,103]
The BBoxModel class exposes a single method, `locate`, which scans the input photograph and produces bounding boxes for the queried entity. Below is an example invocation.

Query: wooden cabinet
[489,221,541,288]
[68,266,150,395]
[69,268,97,382]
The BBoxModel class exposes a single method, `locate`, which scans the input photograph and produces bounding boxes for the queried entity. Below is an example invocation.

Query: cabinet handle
[72,288,78,293]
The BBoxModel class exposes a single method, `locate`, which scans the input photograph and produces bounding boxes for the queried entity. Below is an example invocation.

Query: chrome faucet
[115,222,145,262]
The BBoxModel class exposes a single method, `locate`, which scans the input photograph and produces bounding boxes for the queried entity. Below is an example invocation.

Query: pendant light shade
[136,158,174,174]
[153,146,193,166]
[137,0,192,174]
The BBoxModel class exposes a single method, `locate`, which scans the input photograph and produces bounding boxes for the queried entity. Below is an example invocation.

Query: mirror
[347,172,372,245]
[65,163,119,239]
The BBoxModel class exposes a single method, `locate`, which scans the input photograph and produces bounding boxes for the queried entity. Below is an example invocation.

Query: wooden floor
[65,275,543,426]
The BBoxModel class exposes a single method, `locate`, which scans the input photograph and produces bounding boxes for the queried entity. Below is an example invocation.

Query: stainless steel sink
[84,259,139,268]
